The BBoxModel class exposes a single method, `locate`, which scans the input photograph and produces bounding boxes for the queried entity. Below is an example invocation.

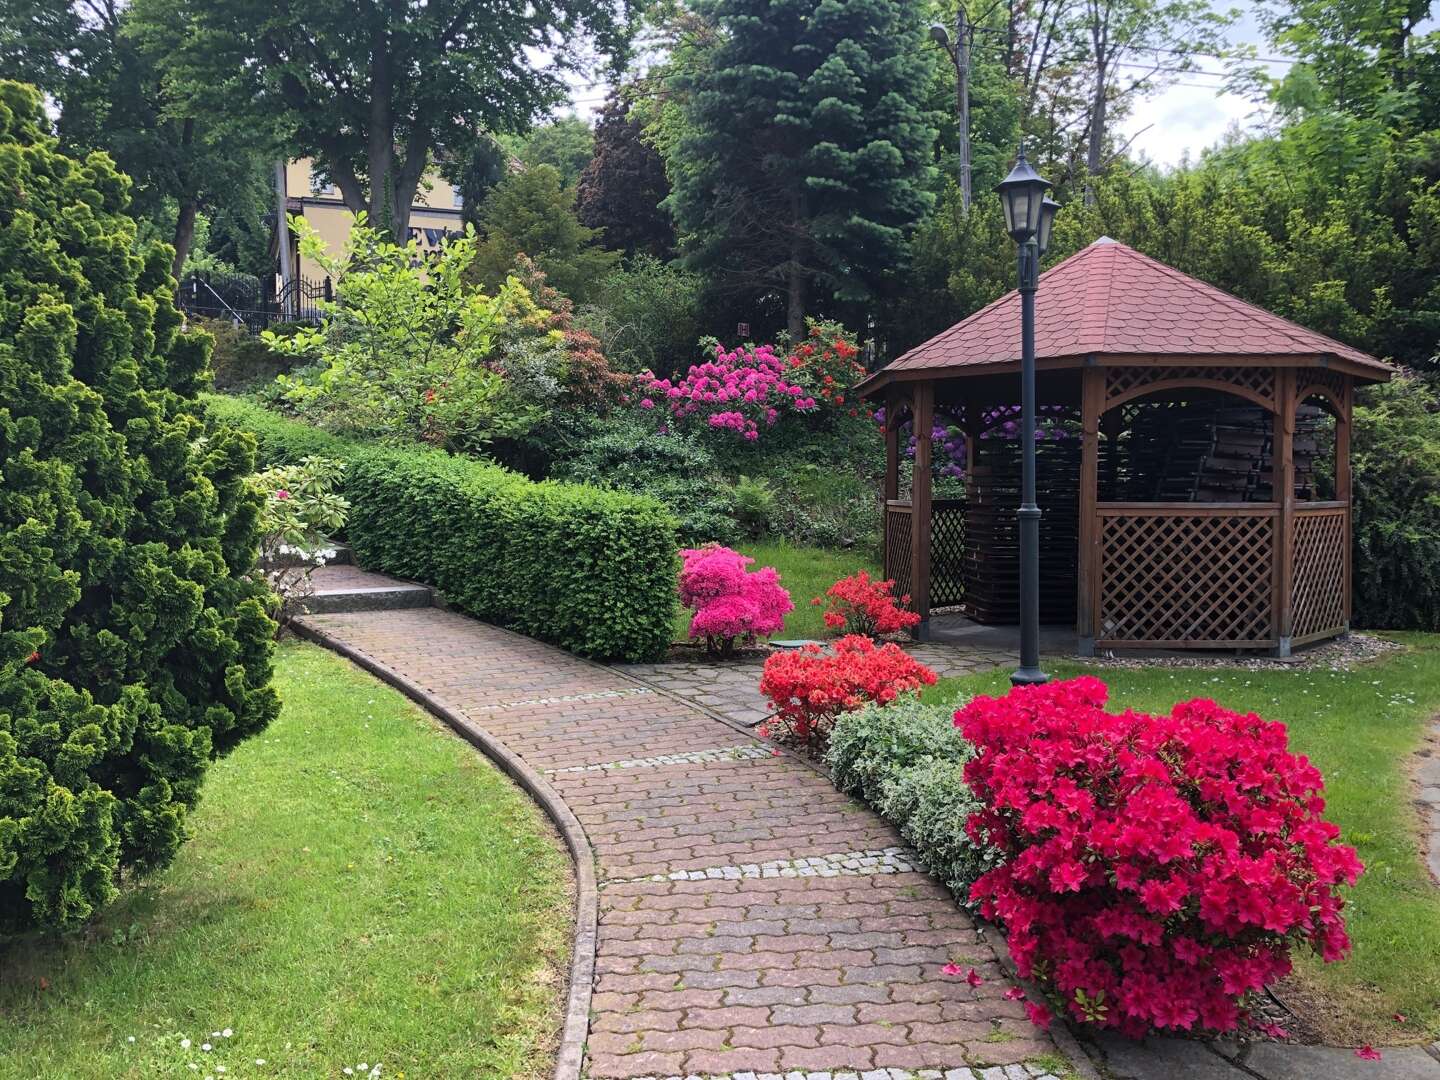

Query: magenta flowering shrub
[679,544,794,656]
[958,677,1362,1037]
[638,343,818,441]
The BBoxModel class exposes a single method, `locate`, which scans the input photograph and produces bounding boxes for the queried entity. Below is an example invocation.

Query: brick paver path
[298,605,1066,1080]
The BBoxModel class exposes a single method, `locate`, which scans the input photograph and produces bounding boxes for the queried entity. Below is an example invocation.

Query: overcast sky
[1120,8,1285,168]
[561,9,1289,171]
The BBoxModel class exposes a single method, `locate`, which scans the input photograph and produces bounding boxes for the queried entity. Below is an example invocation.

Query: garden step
[304,565,433,614]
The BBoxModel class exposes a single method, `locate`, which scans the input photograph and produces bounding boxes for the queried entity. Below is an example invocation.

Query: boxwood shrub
[826,696,999,905]
[205,396,679,661]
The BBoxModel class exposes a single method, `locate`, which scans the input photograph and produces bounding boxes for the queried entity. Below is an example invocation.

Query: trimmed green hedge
[206,396,679,661]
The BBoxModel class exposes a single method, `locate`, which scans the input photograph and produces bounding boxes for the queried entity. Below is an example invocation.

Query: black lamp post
[995,145,1059,686]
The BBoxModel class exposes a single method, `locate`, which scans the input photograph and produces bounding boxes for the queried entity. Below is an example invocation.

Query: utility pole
[274,160,294,318]
[956,3,972,211]
[931,6,973,211]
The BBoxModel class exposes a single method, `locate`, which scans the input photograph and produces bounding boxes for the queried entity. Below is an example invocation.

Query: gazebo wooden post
[1076,366,1103,655]
[1274,367,1297,656]
[883,390,901,501]
[911,380,935,639]
[881,388,901,589]
[1337,376,1354,628]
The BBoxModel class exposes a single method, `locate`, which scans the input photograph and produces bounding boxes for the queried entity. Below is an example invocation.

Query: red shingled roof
[861,238,1390,394]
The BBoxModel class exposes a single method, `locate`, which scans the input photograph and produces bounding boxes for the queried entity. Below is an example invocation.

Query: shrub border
[292,618,599,1080]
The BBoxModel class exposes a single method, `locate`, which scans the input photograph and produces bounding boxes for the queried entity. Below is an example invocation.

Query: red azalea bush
[760,635,937,751]
[784,319,872,420]
[957,677,1362,1037]
[679,544,793,657]
[812,570,920,637]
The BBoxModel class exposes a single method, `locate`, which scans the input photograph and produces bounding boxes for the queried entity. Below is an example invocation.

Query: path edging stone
[293,618,598,1080]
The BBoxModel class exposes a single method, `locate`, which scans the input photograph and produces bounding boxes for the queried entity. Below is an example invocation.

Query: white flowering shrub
[247,456,349,624]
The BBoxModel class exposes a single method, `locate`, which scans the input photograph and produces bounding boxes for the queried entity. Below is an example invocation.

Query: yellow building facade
[278,158,465,284]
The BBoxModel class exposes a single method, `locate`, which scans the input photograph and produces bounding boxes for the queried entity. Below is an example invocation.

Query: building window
[452,189,464,209]
[310,174,336,196]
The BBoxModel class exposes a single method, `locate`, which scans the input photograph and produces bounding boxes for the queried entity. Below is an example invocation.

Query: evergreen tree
[472,165,620,304]
[505,116,596,188]
[0,81,278,932]
[665,0,937,337]
[577,92,675,259]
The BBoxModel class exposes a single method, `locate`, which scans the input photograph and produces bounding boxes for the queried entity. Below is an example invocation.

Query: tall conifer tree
[666,0,937,337]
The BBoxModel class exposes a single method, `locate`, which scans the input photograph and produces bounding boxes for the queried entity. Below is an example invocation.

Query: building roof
[859,238,1392,396]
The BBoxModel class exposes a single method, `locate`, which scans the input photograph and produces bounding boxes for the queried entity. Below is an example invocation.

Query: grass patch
[671,540,880,643]
[0,641,572,1079]
[920,633,1440,1046]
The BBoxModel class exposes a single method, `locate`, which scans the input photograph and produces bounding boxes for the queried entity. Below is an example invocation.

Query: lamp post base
[1010,664,1050,686]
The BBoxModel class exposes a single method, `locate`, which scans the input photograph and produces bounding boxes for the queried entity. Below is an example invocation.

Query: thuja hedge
[205,396,680,661]
[1,83,277,932]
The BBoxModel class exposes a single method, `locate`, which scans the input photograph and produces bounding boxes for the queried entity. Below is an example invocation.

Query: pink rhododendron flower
[1026,1003,1053,1030]
[631,325,869,442]
[941,963,964,977]
[1356,1046,1382,1061]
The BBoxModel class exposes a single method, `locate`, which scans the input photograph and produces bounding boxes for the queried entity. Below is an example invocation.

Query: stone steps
[303,563,433,614]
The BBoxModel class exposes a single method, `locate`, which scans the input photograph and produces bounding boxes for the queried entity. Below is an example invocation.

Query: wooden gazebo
[858,238,1392,655]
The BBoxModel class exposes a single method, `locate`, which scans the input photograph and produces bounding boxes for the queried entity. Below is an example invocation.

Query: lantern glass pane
[1037,198,1058,254]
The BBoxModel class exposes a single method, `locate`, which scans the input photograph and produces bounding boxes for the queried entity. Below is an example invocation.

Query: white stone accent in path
[545,744,774,774]
[600,846,921,886]
[465,686,655,712]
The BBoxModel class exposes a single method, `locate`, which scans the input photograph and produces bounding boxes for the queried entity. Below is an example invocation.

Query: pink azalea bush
[638,343,818,441]
[679,544,793,657]
[957,677,1362,1037]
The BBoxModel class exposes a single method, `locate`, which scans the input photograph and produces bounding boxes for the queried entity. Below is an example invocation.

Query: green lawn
[673,540,881,643]
[0,641,572,1079]
[921,634,1440,1047]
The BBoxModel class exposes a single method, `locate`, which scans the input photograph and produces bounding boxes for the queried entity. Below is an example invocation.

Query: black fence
[177,271,332,334]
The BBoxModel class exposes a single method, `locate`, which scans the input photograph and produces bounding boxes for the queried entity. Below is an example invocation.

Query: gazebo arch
[857,238,1392,656]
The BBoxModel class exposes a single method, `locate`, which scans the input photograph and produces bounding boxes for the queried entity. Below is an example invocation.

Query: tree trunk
[171,198,198,282]
[169,116,199,281]
[367,23,397,238]
[786,256,806,341]
[1084,59,1107,206]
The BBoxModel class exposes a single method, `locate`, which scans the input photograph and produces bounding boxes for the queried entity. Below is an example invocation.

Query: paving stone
[1244,1044,1440,1080]
[1092,1033,1240,1080]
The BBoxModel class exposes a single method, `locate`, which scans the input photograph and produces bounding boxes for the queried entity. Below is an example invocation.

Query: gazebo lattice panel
[1297,367,1346,409]
[1098,508,1276,646]
[1292,507,1347,642]
[884,504,914,609]
[1104,365,1276,407]
[931,501,966,608]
